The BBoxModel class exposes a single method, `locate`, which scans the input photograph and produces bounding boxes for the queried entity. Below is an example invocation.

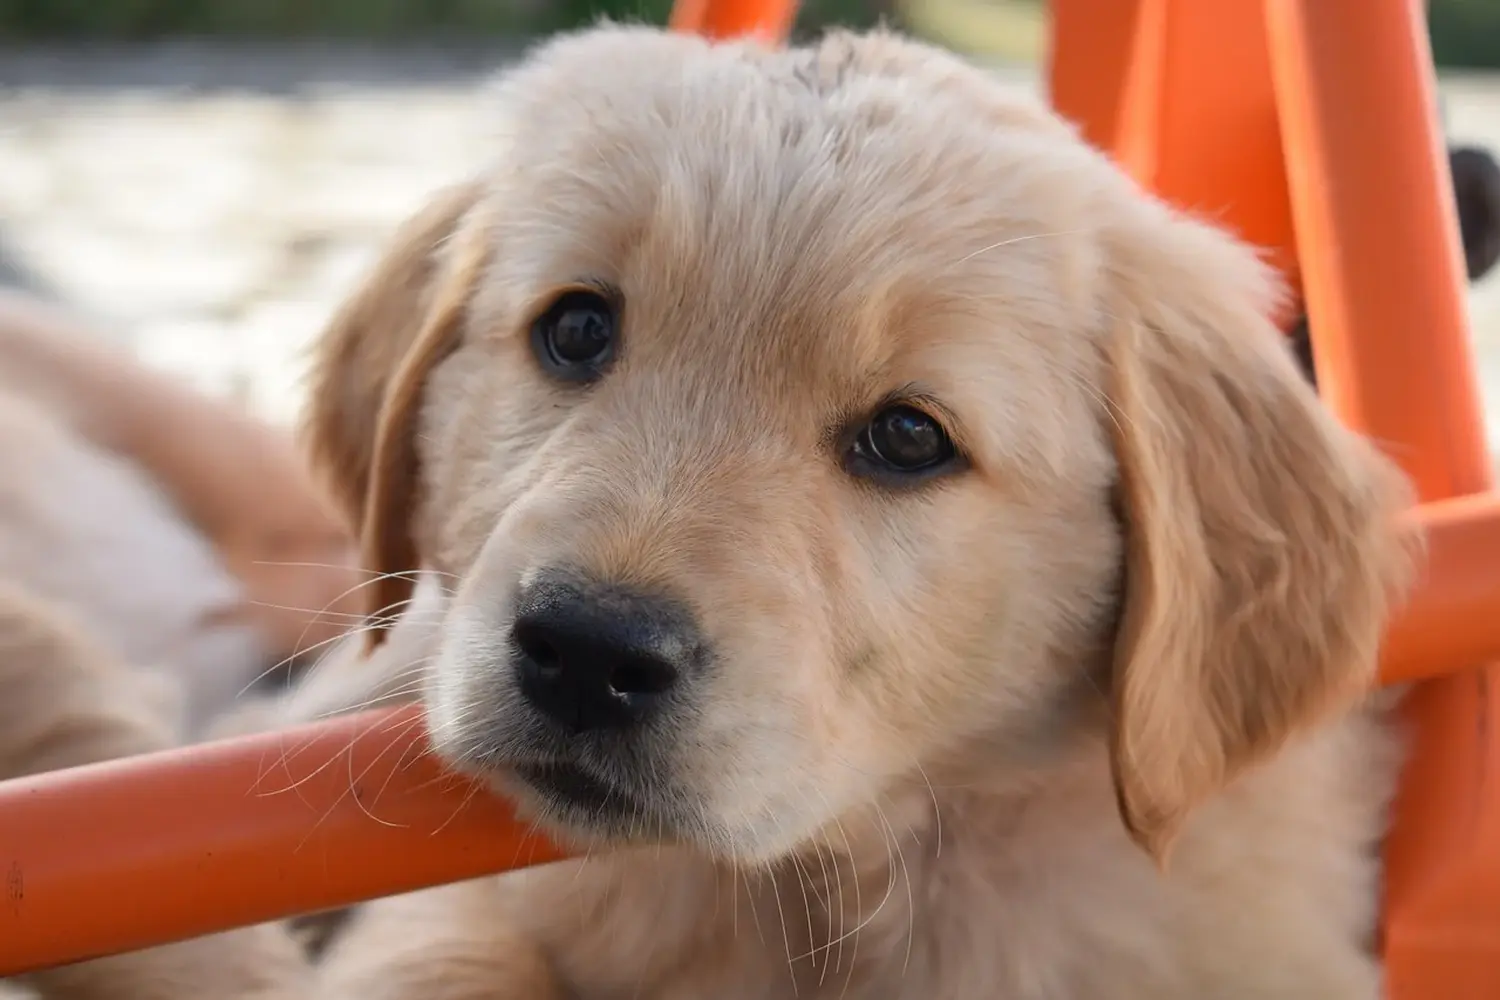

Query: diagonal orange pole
[1055,0,1500,994]
[1382,494,1500,685]
[1048,0,1301,308]
[1266,0,1500,995]
[0,708,566,975]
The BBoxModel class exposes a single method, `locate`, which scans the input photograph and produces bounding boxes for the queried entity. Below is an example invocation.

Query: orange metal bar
[0,707,566,976]
[1266,0,1485,494]
[1048,0,1301,305]
[1046,0,1141,156]
[1055,0,1500,992]
[1383,495,1500,684]
[668,0,800,42]
[1053,0,1500,682]
[1265,1,1500,994]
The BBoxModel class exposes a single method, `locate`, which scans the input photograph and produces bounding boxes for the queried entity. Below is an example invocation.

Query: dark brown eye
[532,290,617,381]
[851,405,957,476]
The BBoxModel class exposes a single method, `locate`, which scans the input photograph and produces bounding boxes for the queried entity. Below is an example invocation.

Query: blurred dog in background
[0,283,362,734]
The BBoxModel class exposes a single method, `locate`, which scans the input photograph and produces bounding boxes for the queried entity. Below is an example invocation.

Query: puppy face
[308,28,1417,863]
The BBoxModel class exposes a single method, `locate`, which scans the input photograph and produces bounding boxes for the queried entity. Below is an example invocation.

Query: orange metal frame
[2,0,1499,994]
[1052,2,1500,995]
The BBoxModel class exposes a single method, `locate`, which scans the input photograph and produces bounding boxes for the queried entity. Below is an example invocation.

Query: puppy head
[306,27,1417,862]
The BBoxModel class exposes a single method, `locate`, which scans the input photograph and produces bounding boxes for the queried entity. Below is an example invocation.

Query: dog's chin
[491,760,697,849]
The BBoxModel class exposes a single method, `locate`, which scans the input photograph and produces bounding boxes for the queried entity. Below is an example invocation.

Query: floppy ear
[303,180,488,642]
[1102,205,1420,861]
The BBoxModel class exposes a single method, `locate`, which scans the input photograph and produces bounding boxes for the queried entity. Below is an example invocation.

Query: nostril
[609,657,678,698]
[512,622,562,677]
[512,619,679,698]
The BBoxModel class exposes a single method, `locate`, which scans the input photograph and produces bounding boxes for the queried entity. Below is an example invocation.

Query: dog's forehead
[476,29,1107,402]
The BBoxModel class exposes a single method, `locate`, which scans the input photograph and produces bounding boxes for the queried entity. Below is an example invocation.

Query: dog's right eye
[846,404,960,483]
[531,289,618,382]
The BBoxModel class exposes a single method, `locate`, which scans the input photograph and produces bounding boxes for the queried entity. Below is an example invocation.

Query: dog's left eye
[531,290,618,382]
[849,405,958,477]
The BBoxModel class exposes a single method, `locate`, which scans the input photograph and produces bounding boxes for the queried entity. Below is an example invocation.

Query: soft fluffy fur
[260,25,1423,1000]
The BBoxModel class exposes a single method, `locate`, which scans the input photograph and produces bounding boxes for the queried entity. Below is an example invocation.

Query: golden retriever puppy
[294,26,1418,999]
[0,583,310,1000]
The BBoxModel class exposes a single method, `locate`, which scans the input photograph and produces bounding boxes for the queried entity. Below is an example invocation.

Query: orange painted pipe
[0,706,567,976]
[1046,0,1143,156]
[1267,0,1484,497]
[1265,0,1500,993]
[1382,494,1500,684]
[1049,0,1302,312]
[669,0,800,42]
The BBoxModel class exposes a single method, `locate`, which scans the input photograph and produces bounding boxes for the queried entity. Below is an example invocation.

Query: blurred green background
[0,0,1491,69]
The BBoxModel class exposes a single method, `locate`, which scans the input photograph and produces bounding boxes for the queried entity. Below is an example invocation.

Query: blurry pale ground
[0,40,1498,440]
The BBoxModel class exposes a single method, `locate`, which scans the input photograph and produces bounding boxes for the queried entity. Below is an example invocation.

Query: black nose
[509,574,703,734]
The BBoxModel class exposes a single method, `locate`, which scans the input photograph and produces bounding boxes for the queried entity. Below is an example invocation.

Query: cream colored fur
[275,24,1422,1000]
